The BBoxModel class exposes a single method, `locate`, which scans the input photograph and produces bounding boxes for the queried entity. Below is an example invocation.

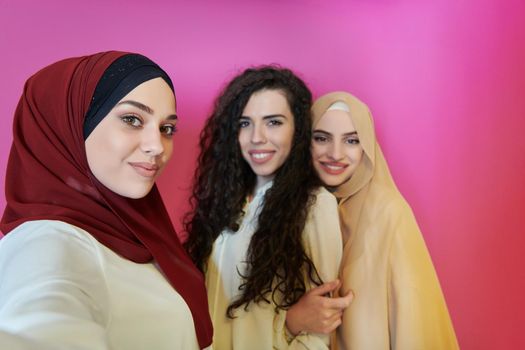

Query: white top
[207,185,343,350]
[0,220,201,350]
[210,180,273,303]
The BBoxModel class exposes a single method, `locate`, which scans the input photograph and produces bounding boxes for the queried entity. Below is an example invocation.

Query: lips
[129,162,160,178]
[319,161,348,175]
[248,150,275,164]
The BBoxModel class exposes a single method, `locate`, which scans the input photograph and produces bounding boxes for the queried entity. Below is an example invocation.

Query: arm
[388,203,459,349]
[0,221,111,350]
[275,189,345,349]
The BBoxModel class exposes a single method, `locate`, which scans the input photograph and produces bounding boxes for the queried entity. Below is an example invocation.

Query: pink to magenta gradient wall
[1,0,524,348]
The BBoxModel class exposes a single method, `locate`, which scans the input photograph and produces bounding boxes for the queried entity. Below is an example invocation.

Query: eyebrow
[117,100,178,120]
[313,129,358,137]
[239,114,288,119]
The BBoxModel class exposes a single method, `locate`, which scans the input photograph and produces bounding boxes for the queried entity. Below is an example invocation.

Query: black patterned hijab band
[83,54,174,139]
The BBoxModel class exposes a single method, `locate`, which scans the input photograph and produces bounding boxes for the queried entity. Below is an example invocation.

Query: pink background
[1,0,524,348]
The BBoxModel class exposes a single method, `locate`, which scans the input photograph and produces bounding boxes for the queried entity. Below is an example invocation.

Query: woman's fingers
[319,289,354,311]
[317,312,343,334]
[307,279,340,297]
[331,289,354,310]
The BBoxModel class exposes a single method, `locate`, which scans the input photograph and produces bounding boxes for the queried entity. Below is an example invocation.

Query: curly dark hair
[184,65,322,317]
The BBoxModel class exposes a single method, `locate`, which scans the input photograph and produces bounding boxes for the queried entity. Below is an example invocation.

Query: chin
[317,174,345,188]
[125,192,150,199]
[321,178,342,187]
[109,184,153,199]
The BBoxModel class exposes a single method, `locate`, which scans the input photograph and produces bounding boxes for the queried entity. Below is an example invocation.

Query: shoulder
[304,187,341,237]
[307,187,340,222]
[1,220,100,255]
[0,221,113,342]
[367,184,415,221]
[310,186,338,208]
[363,187,425,252]
[0,220,104,279]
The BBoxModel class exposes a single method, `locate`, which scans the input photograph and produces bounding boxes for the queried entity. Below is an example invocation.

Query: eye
[268,119,283,127]
[239,120,250,128]
[313,135,328,143]
[345,137,360,145]
[120,115,143,128]
[160,124,177,136]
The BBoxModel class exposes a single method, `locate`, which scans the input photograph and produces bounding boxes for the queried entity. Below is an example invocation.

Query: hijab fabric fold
[0,51,213,348]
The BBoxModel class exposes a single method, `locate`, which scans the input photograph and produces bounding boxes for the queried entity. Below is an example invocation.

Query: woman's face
[311,109,364,187]
[85,77,177,199]
[238,89,295,188]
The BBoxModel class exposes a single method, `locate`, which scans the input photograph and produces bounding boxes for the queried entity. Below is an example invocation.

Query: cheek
[281,126,295,151]
[238,130,249,152]
[351,148,364,163]
[312,161,323,173]
[86,146,117,187]
[86,132,118,173]
[162,140,174,162]
[100,132,132,158]
[311,144,325,159]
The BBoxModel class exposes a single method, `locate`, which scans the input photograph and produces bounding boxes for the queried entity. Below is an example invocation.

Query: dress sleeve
[274,189,344,350]
[0,222,111,350]
[387,203,459,350]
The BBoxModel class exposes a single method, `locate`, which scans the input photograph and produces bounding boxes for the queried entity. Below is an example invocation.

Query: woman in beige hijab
[286,91,459,349]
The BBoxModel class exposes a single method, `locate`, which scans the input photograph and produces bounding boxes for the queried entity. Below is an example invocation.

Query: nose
[141,127,164,157]
[328,141,343,161]
[250,123,267,144]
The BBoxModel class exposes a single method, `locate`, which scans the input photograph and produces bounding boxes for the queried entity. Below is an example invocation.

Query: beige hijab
[312,92,399,246]
[312,92,458,350]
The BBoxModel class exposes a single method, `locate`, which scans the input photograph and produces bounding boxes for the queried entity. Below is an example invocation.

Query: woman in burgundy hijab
[0,52,212,349]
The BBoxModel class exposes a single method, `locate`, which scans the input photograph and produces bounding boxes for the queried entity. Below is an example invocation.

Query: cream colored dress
[0,220,201,350]
[312,92,459,350]
[206,183,343,350]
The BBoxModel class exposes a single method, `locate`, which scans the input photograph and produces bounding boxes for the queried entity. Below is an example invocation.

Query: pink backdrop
[1,0,524,348]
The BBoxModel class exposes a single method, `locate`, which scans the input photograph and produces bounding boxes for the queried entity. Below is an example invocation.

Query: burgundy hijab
[0,51,213,348]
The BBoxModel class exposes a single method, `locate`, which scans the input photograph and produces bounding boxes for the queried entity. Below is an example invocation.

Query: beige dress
[312,92,459,350]
[206,183,343,350]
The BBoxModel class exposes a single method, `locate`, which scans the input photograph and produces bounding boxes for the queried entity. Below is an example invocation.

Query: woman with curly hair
[184,67,344,349]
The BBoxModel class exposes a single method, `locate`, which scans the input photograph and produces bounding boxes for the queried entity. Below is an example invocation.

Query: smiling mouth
[319,161,348,175]
[129,162,160,178]
[249,150,275,164]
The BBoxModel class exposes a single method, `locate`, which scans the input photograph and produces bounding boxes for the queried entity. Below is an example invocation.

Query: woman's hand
[285,279,354,335]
